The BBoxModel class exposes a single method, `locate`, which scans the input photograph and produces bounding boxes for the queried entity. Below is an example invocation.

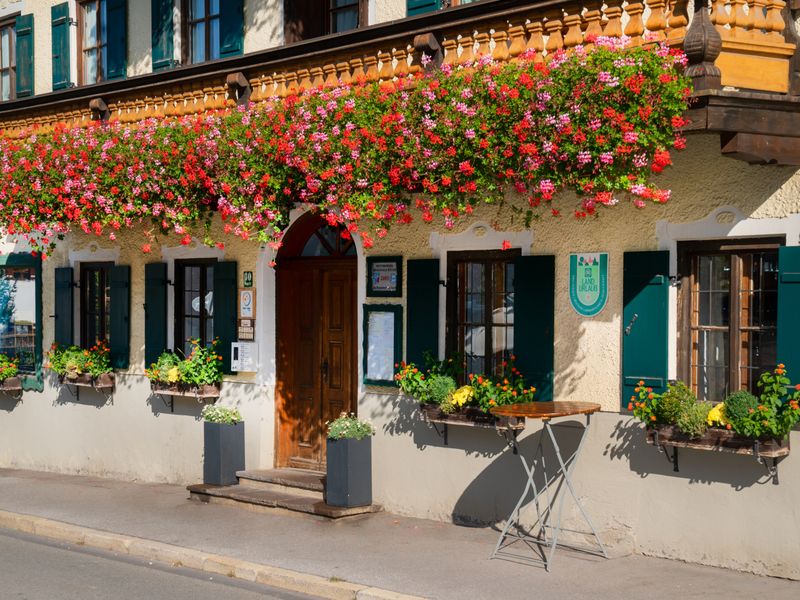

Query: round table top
[490,401,601,420]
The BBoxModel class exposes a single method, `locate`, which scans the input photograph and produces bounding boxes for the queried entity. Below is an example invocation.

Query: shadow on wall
[147,393,205,419]
[603,415,778,490]
[0,393,21,412]
[51,379,113,409]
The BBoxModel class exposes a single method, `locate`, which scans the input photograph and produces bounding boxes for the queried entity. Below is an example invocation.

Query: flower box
[645,424,790,457]
[59,372,115,392]
[420,403,526,432]
[0,376,22,392]
[150,382,221,399]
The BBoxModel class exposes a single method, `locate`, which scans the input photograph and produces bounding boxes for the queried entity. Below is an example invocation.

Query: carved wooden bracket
[683,0,721,91]
[226,71,251,106]
[88,97,109,121]
[413,33,442,71]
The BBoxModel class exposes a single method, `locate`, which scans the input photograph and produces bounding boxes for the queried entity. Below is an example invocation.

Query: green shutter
[109,265,130,369]
[513,255,555,402]
[144,263,167,367]
[778,246,800,379]
[219,0,243,58]
[51,3,71,90]
[407,0,440,16]
[14,14,34,97]
[54,267,73,347]
[406,259,439,367]
[106,0,127,80]
[622,251,669,409]
[213,261,237,374]
[151,0,174,71]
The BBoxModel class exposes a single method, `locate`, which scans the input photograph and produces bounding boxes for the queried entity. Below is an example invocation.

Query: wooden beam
[720,132,800,165]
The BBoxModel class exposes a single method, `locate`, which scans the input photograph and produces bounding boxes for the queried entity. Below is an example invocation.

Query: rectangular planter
[326,437,372,508]
[0,376,22,394]
[151,382,221,399]
[59,372,115,392]
[203,421,245,486]
[419,403,526,432]
[646,424,790,457]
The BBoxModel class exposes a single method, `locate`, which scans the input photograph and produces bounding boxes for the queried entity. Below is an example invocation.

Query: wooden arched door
[275,215,357,470]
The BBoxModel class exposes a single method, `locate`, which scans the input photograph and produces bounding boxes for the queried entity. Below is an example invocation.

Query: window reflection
[0,266,36,371]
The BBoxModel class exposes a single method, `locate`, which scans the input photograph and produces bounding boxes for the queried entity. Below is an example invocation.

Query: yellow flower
[450,385,474,408]
[706,402,727,426]
[166,367,180,383]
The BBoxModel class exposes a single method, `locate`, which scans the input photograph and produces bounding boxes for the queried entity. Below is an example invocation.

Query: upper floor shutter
[106,0,127,80]
[407,0,441,16]
[14,14,34,97]
[51,2,71,90]
[151,0,174,71]
[219,0,244,58]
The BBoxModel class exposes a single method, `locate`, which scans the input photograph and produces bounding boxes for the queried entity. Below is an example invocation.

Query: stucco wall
[1,133,800,577]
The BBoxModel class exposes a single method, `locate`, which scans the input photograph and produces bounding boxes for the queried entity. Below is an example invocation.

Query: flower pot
[325,437,372,508]
[203,421,245,486]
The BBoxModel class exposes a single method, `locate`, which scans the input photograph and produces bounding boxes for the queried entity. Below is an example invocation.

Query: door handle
[321,358,329,383]
[624,313,639,336]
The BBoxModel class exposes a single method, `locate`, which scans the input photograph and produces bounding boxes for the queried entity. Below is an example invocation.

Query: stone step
[235,468,325,500]
[187,483,381,519]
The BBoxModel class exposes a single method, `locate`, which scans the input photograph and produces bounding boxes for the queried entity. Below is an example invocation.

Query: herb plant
[201,404,242,424]
[327,413,376,441]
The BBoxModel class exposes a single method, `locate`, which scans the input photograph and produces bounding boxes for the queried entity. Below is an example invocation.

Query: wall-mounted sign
[367,256,402,297]
[243,271,253,288]
[569,253,608,317]
[363,304,402,386]
[239,289,255,319]
[231,342,258,372]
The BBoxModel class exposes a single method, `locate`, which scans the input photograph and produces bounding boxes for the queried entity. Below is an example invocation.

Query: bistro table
[489,401,607,571]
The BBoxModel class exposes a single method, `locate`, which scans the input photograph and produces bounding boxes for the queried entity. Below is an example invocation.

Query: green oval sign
[569,253,608,317]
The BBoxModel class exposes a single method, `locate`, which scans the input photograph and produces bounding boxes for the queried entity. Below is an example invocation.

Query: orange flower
[627,402,634,410]
[650,415,656,421]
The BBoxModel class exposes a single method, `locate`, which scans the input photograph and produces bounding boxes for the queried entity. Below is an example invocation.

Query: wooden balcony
[0,0,798,162]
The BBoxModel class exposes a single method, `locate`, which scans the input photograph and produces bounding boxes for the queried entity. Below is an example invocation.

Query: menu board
[363,305,402,385]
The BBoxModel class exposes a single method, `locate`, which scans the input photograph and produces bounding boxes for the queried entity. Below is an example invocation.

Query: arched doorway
[275,214,357,470]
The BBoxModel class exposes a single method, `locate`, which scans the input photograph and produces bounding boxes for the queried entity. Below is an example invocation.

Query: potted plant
[46,341,114,391]
[0,353,21,395]
[146,339,223,399]
[326,413,376,508]
[201,404,244,486]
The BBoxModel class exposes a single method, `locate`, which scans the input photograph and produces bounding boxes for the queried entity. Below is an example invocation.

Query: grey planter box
[326,437,372,507]
[203,421,245,486]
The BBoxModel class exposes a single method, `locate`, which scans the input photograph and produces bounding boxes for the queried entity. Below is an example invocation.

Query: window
[175,259,215,357]
[0,18,15,100]
[80,262,111,347]
[186,0,220,64]
[446,251,516,381]
[0,263,38,372]
[284,0,366,44]
[78,0,107,84]
[679,239,783,402]
[329,0,360,33]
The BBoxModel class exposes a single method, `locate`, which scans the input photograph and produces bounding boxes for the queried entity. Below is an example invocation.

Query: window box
[0,376,22,397]
[58,372,115,392]
[150,382,221,399]
[645,423,789,457]
[420,402,526,433]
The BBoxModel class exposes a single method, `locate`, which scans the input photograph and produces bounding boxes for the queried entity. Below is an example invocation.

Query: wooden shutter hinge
[668,275,682,288]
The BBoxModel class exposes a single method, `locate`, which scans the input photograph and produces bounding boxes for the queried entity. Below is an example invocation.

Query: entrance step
[235,468,324,500]
[187,483,382,519]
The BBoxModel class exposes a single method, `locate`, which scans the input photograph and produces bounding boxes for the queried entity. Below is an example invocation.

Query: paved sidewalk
[0,468,797,600]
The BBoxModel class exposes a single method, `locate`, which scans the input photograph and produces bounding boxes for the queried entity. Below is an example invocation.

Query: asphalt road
[0,529,321,600]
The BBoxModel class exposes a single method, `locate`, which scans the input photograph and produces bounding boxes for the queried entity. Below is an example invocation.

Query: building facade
[1,0,800,580]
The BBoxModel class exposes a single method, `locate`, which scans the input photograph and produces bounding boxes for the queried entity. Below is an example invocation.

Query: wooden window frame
[0,16,17,101]
[77,0,107,86]
[79,261,112,348]
[677,237,785,400]
[174,258,216,355]
[182,0,221,66]
[446,249,519,381]
[326,0,367,35]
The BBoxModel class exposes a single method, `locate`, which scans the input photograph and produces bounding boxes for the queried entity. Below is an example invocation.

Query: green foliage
[0,353,19,380]
[327,413,375,440]
[726,366,800,440]
[656,381,696,424]
[145,339,223,386]
[427,374,457,406]
[676,401,713,439]
[201,404,242,424]
[46,341,112,379]
[723,390,759,424]
[628,380,658,424]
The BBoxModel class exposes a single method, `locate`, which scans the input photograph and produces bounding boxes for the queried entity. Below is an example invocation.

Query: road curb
[0,510,426,600]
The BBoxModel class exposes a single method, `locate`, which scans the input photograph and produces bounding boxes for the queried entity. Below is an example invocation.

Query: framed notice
[569,252,608,317]
[239,289,255,319]
[367,256,402,297]
[363,304,403,386]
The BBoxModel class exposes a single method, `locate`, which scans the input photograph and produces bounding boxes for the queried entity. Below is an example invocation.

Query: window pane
[192,0,205,19]
[333,8,359,33]
[84,49,98,84]
[698,255,730,292]
[695,330,729,401]
[0,267,37,371]
[1,29,9,69]
[83,2,98,47]
[192,21,205,63]
[100,0,107,44]
[743,329,777,391]
[209,17,220,60]
[1,72,9,101]
[209,0,220,16]
[698,291,729,327]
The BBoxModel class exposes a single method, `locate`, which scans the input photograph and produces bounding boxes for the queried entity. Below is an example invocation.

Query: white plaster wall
[128,0,151,76]
[0,0,25,20]
[244,0,282,53]
[373,0,406,24]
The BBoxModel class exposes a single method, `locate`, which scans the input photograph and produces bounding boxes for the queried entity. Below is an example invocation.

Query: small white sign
[231,342,258,372]
[239,289,255,319]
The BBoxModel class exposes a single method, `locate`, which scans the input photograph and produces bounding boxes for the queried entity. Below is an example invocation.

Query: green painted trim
[366,256,403,298]
[363,304,403,387]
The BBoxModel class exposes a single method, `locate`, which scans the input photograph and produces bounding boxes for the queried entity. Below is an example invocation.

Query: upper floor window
[446,251,516,381]
[0,18,16,100]
[679,239,783,402]
[285,0,366,44]
[187,0,220,64]
[79,0,107,84]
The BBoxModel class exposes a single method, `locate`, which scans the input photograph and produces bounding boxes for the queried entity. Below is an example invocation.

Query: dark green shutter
[151,0,174,71]
[54,267,73,347]
[213,261,237,374]
[51,3,71,90]
[622,251,669,409]
[778,246,800,379]
[513,255,555,402]
[406,259,439,367]
[407,0,440,16]
[144,263,168,367]
[14,14,34,97]
[109,265,130,369]
[219,0,244,58]
[106,0,127,80]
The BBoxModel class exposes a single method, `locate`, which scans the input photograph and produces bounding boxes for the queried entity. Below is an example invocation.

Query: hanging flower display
[0,38,689,255]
